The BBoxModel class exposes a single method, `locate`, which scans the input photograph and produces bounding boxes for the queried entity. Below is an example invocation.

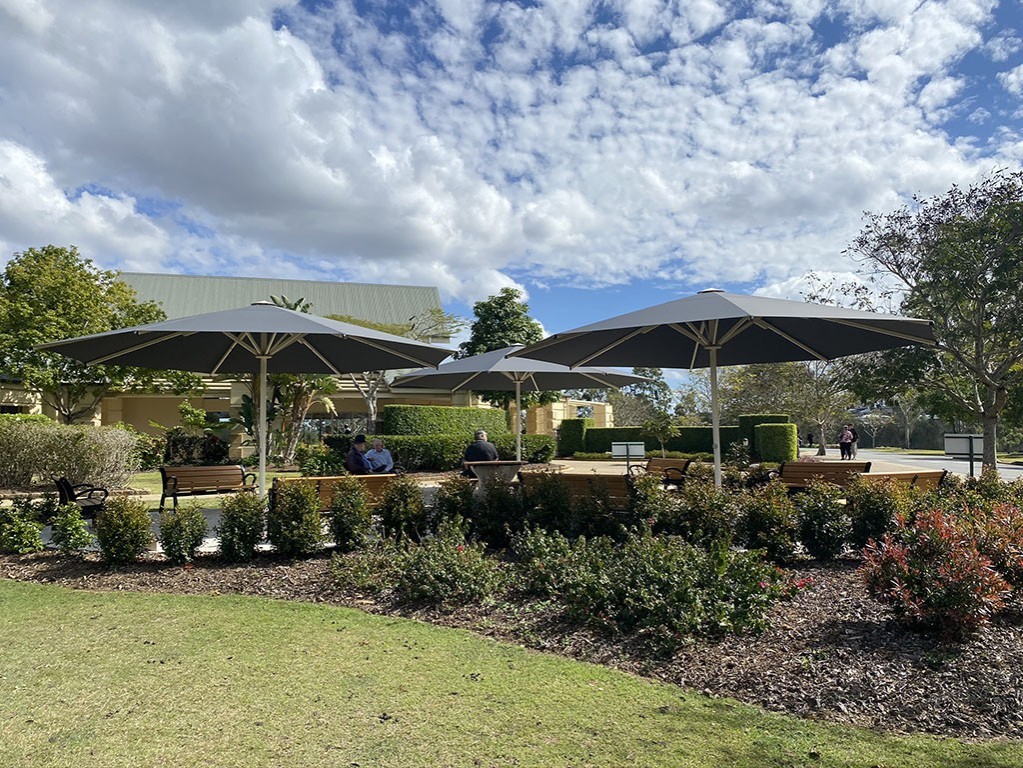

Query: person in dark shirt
[346,434,372,475]
[462,429,498,476]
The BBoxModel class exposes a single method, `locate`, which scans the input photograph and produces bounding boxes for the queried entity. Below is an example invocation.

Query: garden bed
[1,550,1020,741]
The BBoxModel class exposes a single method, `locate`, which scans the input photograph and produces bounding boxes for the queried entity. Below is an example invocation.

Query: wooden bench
[861,469,948,491]
[628,457,693,489]
[773,460,872,490]
[159,465,257,511]
[520,471,633,512]
[270,474,399,513]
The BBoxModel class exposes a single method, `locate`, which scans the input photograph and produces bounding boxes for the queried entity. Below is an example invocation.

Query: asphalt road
[848,448,1023,481]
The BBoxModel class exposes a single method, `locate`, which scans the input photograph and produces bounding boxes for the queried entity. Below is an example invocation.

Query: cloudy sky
[1,0,1021,334]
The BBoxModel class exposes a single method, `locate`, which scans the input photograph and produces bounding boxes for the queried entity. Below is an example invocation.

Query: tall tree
[458,287,555,413]
[607,367,675,426]
[846,170,1023,469]
[0,245,199,423]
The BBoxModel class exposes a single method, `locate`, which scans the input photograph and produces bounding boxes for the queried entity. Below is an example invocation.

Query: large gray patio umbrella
[390,344,648,461]
[39,301,451,495]
[511,289,935,486]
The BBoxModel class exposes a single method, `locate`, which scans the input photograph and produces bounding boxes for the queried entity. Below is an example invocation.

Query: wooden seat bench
[628,457,693,489]
[159,465,257,511]
[861,469,948,491]
[270,474,399,513]
[773,460,872,490]
[520,471,633,512]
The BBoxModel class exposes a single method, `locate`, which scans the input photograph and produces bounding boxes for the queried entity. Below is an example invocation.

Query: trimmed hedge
[326,433,556,472]
[738,414,790,456]
[583,425,742,455]
[754,423,798,463]
[381,405,509,436]
[557,417,592,457]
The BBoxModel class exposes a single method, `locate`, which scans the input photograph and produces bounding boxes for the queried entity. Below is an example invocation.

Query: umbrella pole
[258,355,268,499]
[515,380,522,462]
[710,346,722,488]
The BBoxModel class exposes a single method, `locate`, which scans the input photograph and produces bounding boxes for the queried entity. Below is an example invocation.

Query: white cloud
[0,0,1015,309]
[1000,63,1023,96]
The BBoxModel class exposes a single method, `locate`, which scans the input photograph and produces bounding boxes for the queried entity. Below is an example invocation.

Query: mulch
[2,550,1021,742]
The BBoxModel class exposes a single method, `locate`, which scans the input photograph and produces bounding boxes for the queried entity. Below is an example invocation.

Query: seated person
[345,434,372,475]
[364,438,394,473]
[462,429,499,476]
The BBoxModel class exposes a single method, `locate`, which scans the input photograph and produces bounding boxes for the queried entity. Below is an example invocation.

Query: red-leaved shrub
[861,509,1012,637]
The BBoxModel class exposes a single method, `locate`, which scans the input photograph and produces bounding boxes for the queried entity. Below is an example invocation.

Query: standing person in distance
[837,424,854,460]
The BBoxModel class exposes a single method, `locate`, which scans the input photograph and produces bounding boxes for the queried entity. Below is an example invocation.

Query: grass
[128,470,300,497]
[1,580,1019,767]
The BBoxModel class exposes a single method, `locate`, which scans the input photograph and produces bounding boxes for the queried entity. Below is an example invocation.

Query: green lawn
[1,580,1018,767]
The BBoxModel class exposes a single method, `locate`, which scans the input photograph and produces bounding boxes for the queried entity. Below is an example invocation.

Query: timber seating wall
[159,465,256,510]
[270,474,399,512]
[861,469,948,491]
[773,460,872,490]
[520,471,633,512]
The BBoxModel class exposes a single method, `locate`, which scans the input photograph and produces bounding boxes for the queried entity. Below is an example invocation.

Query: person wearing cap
[346,434,372,475]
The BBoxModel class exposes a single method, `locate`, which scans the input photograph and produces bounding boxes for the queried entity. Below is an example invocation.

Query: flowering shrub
[971,503,1023,587]
[861,509,1012,637]
[327,476,371,553]
[509,526,575,596]
[394,522,506,605]
[795,480,850,560]
[267,483,323,558]
[653,476,738,548]
[96,497,154,565]
[330,539,402,594]
[158,501,207,564]
[737,480,798,564]
[217,492,265,562]
[845,477,909,549]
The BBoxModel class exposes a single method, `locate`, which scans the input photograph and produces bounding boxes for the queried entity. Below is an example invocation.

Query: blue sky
[0,0,1021,338]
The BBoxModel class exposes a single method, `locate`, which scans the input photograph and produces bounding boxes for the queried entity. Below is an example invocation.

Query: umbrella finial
[698,288,724,294]
[251,301,275,306]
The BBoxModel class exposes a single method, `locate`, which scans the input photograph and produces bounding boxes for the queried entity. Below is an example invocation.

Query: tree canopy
[0,245,199,423]
[846,170,1023,468]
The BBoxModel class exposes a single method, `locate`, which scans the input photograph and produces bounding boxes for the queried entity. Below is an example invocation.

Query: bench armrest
[243,472,257,487]
[628,465,648,478]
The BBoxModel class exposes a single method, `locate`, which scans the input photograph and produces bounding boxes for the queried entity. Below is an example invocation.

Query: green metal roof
[118,272,443,327]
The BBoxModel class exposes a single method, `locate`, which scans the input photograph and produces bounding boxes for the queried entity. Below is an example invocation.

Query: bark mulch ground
[2,551,1020,742]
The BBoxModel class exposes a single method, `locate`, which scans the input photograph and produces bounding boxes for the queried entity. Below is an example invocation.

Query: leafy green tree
[642,411,680,457]
[458,288,555,413]
[0,245,199,423]
[608,367,676,426]
[846,170,1023,469]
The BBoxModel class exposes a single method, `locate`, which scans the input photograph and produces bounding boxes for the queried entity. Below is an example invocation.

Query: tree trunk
[816,423,827,456]
[981,384,1008,471]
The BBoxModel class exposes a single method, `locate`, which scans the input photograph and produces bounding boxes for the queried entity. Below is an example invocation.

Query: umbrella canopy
[39,301,452,494]
[391,345,648,460]
[512,289,935,485]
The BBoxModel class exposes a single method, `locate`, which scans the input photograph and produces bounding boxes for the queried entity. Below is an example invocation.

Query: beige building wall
[523,397,614,436]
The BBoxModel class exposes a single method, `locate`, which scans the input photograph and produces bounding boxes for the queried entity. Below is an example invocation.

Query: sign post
[944,433,983,477]
[611,441,646,473]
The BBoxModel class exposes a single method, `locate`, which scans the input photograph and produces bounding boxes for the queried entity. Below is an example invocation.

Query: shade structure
[39,302,452,495]
[511,289,935,485]
[390,345,648,460]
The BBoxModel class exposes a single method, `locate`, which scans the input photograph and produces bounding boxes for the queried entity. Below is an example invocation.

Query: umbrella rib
[268,333,303,356]
[667,323,706,345]
[211,337,244,375]
[574,326,656,367]
[452,371,483,390]
[348,336,443,368]
[717,317,753,346]
[298,338,344,376]
[828,318,935,345]
[84,331,187,365]
[224,333,261,357]
[753,318,829,361]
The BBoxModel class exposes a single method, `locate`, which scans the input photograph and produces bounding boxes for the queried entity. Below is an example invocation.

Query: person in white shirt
[364,438,394,473]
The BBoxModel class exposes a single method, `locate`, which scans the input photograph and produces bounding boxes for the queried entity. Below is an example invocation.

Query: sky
[1,0,1021,341]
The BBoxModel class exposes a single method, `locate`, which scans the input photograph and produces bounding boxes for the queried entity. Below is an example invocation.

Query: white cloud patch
[0,0,1016,307]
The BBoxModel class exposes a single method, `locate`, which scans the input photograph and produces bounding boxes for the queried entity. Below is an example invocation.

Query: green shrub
[972,503,1023,587]
[330,539,402,594]
[510,526,575,596]
[380,473,430,542]
[522,472,576,536]
[845,477,908,549]
[738,414,789,456]
[95,497,154,565]
[471,477,525,547]
[562,532,779,651]
[862,508,1012,637]
[394,521,506,605]
[327,476,371,553]
[0,500,44,554]
[738,480,798,564]
[158,501,207,564]
[217,492,266,562]
[754,423,798,463]
[795,481,850,560]
[491,433,556,463]
[163,427,231,466]
[433,474,476,525]
[300,445,348,477]
[382,405,508,436]
[654,476,738,548]
[557,418,593,456]
[267,483,323,558]
[49,503,93,555]
[113,423,164,471]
